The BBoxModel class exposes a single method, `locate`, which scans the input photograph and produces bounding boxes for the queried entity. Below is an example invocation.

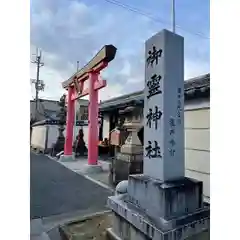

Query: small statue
[74,129,87,157]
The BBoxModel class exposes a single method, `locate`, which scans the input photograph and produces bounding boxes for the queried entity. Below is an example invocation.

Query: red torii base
[61,45,117,165]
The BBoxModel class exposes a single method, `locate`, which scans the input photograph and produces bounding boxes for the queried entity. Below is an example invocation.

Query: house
[99,73,210,203]
[30,98,89,123]
[30,99,60,122]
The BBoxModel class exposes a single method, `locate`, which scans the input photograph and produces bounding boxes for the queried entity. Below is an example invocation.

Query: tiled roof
[100,73,210,111]
[184,73,210,96]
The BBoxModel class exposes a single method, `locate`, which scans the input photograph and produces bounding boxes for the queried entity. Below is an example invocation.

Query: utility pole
[171,0,176,33]
[31,48,45,114]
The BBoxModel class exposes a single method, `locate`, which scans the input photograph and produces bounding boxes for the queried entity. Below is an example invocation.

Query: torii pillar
[61,45,117,166]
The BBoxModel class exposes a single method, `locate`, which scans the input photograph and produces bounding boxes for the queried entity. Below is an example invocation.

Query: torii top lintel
[62,45,117,90]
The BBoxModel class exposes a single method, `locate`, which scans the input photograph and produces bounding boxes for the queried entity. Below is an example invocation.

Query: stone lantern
[119,106,143,158]
[111,105,143,185]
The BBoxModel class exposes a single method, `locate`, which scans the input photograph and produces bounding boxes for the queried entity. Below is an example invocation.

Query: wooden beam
[94,79,106,91]
[71,88,90,100]
[62,45,117,89]
[71,79,107,101]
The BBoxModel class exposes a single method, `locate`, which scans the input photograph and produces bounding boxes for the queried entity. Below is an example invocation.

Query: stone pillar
[107,29,210,240]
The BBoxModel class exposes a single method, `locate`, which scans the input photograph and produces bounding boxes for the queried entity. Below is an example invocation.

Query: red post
[88,71,99,165]
[64,86,75,155]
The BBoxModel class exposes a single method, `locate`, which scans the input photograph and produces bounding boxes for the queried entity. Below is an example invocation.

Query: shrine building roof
[99,73,210,112]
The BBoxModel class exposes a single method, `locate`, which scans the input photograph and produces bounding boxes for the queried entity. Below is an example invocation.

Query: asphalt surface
[30,152,112,219]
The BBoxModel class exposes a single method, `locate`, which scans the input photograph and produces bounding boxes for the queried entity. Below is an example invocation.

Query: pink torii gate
[62,45,117,165]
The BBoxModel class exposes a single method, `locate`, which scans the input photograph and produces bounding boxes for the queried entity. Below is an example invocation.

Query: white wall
[47,125,60,149]
[184,102,210,203]
[47,125,89,149]
[31,123,98,151]
[47,125,85,148]
[102,114,110,140]
[31,125,47,149]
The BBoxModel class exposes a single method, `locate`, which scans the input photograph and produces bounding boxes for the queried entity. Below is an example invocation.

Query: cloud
[30,0,209,101]
[185,60,209,79]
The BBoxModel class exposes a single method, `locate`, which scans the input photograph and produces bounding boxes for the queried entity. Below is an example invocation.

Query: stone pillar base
[127,175,203,220]
[80,164,103,174]
[107,175,210,240]
[111,154,143,185]
[59,155,75,162]
[106,214,210,240]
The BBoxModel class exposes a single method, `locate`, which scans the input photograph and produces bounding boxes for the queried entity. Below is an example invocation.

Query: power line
[102,0,210,40]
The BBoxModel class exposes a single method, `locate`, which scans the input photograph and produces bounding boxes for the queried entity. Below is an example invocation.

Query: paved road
[30,152,112,219]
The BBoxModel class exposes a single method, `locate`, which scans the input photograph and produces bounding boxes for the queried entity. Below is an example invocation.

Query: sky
[30,0,209,101]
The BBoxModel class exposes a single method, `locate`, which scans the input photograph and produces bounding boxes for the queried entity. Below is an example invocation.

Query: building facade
[30,98,89,123]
